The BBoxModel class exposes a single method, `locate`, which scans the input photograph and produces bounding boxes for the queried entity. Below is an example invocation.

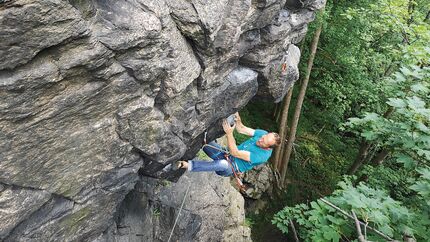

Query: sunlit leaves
[387,98,407,108]
[396,153,418,169]
[410,168,430,205]
[273,176,430,241]
[345,61,430,170]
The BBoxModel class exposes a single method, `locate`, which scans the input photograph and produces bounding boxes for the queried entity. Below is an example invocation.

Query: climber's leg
[186,159,232,176]
[215,168,233,177]
[202,141,227,160]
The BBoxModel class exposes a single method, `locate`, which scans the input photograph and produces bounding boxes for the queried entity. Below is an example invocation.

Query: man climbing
[176,112,281,177]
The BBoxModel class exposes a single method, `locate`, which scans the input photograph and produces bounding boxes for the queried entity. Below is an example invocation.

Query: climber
[175,112,281,177]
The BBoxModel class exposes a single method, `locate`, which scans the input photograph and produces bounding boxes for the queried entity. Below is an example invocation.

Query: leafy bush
[273,176,430,241]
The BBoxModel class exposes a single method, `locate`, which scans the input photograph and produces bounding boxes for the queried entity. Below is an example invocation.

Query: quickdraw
[280,54,288,74]
[281,63,288,72]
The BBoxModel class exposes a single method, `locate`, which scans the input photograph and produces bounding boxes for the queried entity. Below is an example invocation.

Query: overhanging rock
[0,0,325,240]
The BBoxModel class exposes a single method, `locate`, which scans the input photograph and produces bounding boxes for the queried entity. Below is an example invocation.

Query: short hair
[270,132,281,148]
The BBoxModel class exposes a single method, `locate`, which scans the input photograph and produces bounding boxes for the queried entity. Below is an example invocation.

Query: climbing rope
[167,130,246,241]
[167,181,192,242]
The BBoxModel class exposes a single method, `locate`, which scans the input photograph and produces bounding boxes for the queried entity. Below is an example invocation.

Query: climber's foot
[173,161,188,170]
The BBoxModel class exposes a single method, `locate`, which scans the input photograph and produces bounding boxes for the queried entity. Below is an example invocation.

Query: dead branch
[289,219,300,242]
[352,211,366,242]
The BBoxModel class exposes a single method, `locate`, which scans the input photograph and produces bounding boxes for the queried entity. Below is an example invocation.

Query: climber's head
[256,132,281,149]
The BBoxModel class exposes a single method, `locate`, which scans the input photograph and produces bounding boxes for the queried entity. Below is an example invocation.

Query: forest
[238,0,430,241]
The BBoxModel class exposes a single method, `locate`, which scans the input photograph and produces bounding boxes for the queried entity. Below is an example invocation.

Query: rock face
[93,173,251,242]
[0,0,325,241]
[243,164,275,200]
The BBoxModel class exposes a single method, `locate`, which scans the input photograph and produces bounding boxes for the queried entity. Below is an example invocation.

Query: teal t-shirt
[234,129,272,172]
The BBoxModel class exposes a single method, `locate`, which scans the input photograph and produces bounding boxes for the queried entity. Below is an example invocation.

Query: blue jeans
[189,141,235,177]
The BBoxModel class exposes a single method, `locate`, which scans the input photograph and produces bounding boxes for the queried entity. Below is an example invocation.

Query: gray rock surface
[0,184,50,239]
[243,164,275,199]
[93,173,251,242]
[0,0,325,240]
[241,8,312,102]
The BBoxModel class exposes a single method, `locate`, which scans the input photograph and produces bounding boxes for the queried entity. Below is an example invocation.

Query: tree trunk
[273,102,279,118]
[371,149,390,165]
[275,99,284,123]
[347,141,371,175]
[407,0,416,25]
[347,107,394,174]
[272,85,294,171]
[280,23,323,184]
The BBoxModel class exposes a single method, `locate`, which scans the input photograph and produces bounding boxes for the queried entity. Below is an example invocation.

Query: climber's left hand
[222,119,235,135]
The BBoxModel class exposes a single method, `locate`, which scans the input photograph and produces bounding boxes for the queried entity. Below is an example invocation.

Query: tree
[280,17,323,184]
[273,58,430,242]
[272,85,294,171]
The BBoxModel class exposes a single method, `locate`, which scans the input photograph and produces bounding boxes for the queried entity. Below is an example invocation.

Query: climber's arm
[223,120,251,162]
[234,112,255,137]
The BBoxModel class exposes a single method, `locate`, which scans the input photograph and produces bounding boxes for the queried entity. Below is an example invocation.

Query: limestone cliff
[0,0,325,241]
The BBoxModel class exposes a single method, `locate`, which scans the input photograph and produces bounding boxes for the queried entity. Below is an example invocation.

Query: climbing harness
[203,132,246,192]
[167,181,191,242]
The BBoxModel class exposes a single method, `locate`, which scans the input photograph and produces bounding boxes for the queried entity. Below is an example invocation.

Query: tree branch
[352,211,367,242]
[289,219,300,242]
[319,198,398,241]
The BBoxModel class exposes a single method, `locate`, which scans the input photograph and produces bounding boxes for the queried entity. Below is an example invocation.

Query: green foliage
[196,150,210,160]
[410,167,430,206]
[276,62,430,239]
[251,1,430,241]
[243,217,255,227]
[153,207,160,217]
[281,55,430,242]
[273,177,430,241]
[303,0,430,126]
[358,165,415,203]
[345,61,430,170]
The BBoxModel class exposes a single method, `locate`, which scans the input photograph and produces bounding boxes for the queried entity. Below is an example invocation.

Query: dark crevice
[4,193,75,241]
[188,2,211,49]
[2,196,53,241]
[183,35,206,90]
[2,26,89,71]
[0,180,75,202]
[67,0,96,20]
[153,70,169,111]
[0,1,23,10]
[122,65,139,83]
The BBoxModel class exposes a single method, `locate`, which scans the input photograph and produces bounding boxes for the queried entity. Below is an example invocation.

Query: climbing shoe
[172,161,185,171]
